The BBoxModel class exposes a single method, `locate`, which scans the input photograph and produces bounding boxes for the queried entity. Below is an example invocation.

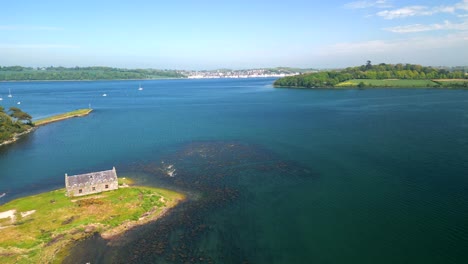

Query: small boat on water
[102,93,107,97]
[0,96,3,101]
[0,193,6,199]
[8,88,12,98]
[138,83,143,91]
[17,101,21,105]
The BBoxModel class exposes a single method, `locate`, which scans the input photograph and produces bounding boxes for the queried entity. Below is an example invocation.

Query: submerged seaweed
[63,141,315,264]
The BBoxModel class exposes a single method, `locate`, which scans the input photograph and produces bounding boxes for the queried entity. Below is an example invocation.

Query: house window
[79,189,82,194]
[105,185,109,189]
[92,187,96,191]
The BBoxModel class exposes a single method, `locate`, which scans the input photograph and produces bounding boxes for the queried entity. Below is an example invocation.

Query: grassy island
[0,179,185,264]
[34,108,93,126]
[274,62,468,89]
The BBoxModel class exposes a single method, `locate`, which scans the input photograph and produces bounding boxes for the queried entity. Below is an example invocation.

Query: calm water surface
[1,79,468,263]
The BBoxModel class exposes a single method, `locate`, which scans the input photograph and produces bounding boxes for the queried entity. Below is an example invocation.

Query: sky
[1,0,467,69]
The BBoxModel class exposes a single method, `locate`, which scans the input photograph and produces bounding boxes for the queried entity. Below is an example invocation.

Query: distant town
[180,68,313,79]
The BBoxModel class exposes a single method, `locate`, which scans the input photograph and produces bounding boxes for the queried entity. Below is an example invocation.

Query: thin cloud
[433,6,456,13]
[385,20,468,33]
[0,25,63,31]
[377,1,467,19]
[456,0,468,11]
[344,0,391,9]
[377,6,437,19]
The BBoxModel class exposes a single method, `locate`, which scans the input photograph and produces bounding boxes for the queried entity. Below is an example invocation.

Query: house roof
[66,168,117,187]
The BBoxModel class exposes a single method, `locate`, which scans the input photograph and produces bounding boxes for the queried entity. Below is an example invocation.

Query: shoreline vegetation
[0,107,34,147]
[0,178,185,263]
[274,62,468,89]
[0,108,92,147]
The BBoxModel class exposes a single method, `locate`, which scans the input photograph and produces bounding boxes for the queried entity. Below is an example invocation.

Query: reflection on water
[64,141,315,263]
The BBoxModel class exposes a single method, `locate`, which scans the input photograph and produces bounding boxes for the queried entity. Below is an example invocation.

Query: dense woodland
[0,107,33,143]
[274,62,468,88]
[0,66,185,81]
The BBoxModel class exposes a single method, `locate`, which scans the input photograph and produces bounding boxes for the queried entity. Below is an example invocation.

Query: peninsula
[0,108,92,147]
[0,178,185,263]
[34,108,92,126]
[274,62,468,89]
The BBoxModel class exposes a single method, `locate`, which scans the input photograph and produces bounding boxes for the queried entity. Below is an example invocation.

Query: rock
[84,225,95,233]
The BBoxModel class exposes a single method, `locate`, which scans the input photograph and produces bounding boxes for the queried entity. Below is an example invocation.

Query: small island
[274,62,468,89]
[0,107,92,147]
[0,176,185,263]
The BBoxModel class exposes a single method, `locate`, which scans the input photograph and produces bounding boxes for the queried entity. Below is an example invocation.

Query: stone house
[65,167,118,197]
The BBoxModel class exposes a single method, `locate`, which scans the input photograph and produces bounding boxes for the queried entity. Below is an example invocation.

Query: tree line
[0,107,33,143]
[274,63,468,88]
[0,66,185,81]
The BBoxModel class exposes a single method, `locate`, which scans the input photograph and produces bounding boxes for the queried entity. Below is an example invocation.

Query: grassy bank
[34,108,93,126]
[0,180,185,263]
[335,79,440,88]
[432,79,468,88]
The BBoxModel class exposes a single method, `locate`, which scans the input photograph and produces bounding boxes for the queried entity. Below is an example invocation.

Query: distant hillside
[274,63,468,88]
[0,66,186,81]
[266,67,318,74]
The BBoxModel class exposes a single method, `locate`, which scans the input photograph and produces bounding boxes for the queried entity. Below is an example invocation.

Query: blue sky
[1,0,467,69]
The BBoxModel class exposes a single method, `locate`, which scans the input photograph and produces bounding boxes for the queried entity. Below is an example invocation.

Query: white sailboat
[138,83,143,91]
[102,93,107,97]
[0,96,3,101]
[8,88,12,98]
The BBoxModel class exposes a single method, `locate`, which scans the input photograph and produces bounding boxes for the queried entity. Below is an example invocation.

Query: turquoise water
[1,79,468,263]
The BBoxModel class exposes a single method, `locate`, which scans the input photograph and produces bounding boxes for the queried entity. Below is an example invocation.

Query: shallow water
[1,79,468,263]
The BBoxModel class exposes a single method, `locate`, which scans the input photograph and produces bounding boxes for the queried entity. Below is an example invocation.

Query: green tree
[0,107,33,143]
[9,107,33,124]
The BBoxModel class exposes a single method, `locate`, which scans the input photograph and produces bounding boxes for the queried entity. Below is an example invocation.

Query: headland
[0,108,93,147]
[274,63,468,89]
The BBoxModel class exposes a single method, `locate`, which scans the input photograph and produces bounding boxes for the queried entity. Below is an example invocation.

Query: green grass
[336,79,440,88]
[0,184,184,263]
[34,109,92,126]
[432,79,468,88]
[433,79,468,83]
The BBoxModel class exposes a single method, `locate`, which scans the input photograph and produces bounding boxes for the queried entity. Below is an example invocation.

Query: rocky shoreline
[0,128,35,148]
